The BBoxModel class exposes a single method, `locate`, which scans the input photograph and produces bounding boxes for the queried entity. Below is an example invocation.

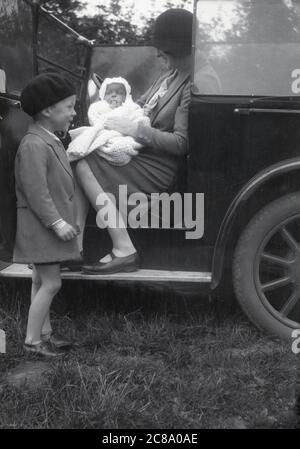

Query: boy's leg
[25,264,61,345]
[31,265,41,302]
[73,165,90,253]
[41,311,52,337]
[31,266,52,336]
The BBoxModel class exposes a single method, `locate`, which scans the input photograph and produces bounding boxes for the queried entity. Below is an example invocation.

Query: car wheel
[232,192,300,341]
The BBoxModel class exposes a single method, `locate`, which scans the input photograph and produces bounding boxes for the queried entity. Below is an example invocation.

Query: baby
[67,77,150,166]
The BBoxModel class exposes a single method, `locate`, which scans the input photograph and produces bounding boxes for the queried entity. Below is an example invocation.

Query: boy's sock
[41,331,52,341]
[25,339,42,346]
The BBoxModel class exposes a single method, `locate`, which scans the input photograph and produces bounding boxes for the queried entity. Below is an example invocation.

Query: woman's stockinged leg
[75,159,136,260]
[25,264,61,345]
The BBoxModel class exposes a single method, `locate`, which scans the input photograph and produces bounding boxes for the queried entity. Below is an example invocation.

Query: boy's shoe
[60,252,84,272]
[24,341,62,357]
[42,332,73,349]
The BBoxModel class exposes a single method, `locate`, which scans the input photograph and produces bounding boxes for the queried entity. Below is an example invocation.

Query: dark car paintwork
[188,97,300,278]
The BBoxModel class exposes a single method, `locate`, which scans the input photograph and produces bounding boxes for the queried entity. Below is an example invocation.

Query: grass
[0,278,299,429]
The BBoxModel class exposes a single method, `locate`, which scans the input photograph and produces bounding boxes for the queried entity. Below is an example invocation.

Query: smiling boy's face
[45,95,77,132]
[104,83,126,108]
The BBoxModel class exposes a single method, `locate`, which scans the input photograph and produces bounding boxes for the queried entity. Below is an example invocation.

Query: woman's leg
[75,159,136,261]
[25,264,61,345]
[31,266,52,336]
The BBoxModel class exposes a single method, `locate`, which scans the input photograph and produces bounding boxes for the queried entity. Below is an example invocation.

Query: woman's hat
[152,8,193,56]
[21,72,76,117]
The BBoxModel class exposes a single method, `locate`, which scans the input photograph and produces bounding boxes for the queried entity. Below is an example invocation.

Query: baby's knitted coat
[67,78,150,166]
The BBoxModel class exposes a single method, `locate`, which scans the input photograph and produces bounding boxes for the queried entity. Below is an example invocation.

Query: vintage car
[0,0,299,341]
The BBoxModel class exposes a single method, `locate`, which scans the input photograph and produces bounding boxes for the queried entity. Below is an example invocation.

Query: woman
[75,8,193,274]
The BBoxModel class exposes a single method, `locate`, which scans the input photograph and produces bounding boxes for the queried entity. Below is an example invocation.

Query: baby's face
[104,83,126,108]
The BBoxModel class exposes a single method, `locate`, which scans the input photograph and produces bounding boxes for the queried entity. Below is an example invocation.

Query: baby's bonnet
[99,77,134,106]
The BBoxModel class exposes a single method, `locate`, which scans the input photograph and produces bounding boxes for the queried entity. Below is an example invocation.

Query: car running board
[0,263,211,283]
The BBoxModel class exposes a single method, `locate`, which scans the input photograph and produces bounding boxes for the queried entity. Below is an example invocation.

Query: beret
[152,9,193,56]
[21,72,76,117]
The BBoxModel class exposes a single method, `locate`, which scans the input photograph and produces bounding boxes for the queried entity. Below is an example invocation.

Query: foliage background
[43,0,192,44]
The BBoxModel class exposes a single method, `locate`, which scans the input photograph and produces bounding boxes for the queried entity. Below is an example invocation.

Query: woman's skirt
[85,149,180,200]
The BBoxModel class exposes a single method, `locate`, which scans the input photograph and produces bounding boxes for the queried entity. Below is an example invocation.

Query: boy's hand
[52,220,78,241]
[55,223,78,241]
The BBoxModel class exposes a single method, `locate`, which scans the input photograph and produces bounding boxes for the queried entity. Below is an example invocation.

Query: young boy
[14,72,81,357]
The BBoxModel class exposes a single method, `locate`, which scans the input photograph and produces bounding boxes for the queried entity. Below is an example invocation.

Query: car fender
[211,157,300,289]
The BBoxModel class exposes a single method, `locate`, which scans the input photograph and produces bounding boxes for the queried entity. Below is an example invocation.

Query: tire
[232,192,300,341]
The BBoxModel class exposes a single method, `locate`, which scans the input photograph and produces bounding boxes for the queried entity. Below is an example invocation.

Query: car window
[36,9,92,124]
[0,0,33,95]
[37,10,88,94]
[90,46,164,102]
[193,0,300,96]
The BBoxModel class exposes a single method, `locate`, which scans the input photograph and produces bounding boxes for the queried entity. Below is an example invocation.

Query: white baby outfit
[67,77,150,166]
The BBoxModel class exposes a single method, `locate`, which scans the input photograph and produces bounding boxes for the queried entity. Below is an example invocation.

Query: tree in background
[194,0,300,96]
[37,0,300,45]
[195,0,300,43]
[42,0,192,44]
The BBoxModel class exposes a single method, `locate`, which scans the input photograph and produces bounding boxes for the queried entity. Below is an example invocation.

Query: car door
[0,0,33,261]
[0,0,92,261]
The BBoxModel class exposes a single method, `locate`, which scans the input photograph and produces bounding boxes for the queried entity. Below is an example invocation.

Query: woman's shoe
[24,341,63,357]
[82,252,140,274]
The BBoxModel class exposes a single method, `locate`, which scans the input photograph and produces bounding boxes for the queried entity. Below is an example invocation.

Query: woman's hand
[104,117,138,137]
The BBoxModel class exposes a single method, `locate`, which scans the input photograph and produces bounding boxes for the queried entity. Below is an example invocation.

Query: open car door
[0,0,92,263]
